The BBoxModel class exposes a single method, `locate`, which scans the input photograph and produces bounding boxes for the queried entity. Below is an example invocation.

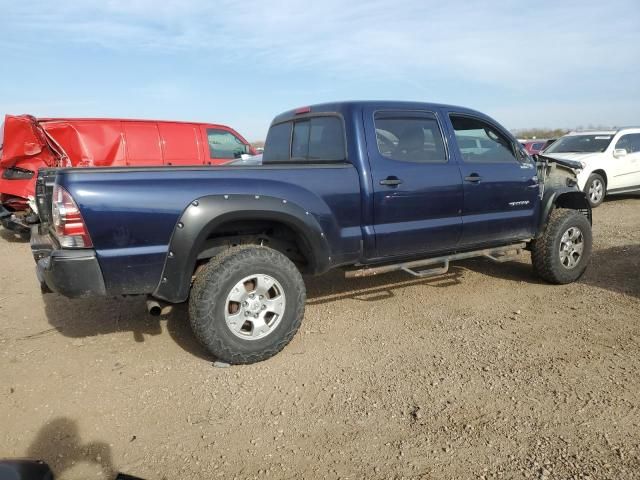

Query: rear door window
[373,112,447,163]
[207,128,248,160]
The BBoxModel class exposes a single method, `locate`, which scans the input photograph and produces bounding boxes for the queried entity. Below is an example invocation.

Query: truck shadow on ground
[43,295,213,360]
[460,244,639,299]
[580,244,640,298]
[41,269,465,360]
[25,417,115,478]
[42,243,638,360]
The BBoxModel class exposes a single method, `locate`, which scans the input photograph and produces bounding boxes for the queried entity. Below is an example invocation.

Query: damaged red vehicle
[0,115,255,232]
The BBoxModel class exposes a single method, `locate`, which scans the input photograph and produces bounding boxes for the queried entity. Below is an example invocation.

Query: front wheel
[189,245,306,364]
[531,208,592,284]
[584,173,606,207]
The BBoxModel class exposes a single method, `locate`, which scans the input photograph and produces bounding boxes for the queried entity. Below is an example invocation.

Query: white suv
[544,128,640,207]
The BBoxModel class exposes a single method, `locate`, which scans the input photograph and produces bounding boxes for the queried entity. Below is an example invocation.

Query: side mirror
[613,148,627,158]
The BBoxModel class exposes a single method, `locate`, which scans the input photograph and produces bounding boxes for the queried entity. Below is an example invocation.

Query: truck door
[363,107,463,258]
[445,112,539,246]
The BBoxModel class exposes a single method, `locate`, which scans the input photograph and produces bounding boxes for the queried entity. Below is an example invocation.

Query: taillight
[51,185,93,248]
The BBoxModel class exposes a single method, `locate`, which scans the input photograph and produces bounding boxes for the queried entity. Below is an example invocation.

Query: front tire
[584,173,606,207]
[189,245,306,364]
[531,208,592,284]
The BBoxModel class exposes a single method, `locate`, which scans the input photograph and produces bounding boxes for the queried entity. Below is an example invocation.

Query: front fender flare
[153,194,331,303]
[537,188,592,237]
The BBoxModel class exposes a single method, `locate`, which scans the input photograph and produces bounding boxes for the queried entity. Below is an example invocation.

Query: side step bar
[345,243,527,279]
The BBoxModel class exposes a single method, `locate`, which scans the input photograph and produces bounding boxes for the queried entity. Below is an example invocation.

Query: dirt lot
[1,197,639,480]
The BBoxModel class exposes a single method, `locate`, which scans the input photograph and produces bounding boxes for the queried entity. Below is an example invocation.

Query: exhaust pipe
[146,297,172,317]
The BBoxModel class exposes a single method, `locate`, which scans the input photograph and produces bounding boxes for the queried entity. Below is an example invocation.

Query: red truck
[0,115,255,232]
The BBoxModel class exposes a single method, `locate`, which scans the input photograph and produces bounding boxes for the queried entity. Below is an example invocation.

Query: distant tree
[252,140,265,148]
[511,128,570,140]
[512,125,617,140]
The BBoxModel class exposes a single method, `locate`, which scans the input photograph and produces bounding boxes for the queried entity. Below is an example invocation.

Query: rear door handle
[379,177,403,186]
[464,174,482,183]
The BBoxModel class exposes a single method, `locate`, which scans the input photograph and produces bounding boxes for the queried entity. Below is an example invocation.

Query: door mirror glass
[613,148,628,158]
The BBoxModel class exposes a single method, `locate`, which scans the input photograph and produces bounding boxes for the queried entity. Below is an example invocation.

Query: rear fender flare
[153,194,331,303]
[537,188,592,236]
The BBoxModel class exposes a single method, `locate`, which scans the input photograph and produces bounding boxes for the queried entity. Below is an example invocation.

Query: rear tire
[189,245,306,364]
[584,173,606,207]
[531,208,592,284]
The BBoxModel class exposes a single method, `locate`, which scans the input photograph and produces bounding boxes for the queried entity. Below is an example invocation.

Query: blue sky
[1,0,639,140]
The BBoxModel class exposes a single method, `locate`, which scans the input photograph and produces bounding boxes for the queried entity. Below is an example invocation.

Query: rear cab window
[263,116,346,164]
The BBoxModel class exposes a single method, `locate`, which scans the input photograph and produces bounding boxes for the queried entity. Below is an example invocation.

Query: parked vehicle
[544,128,640,207]
[521,139,550,155]
[0,115,255,232]
[31,101,592,364]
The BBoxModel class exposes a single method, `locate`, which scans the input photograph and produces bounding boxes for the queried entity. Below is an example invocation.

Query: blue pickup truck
[31,101,592,363]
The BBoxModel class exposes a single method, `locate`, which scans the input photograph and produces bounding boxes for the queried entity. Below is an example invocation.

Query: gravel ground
[1,196,639,480]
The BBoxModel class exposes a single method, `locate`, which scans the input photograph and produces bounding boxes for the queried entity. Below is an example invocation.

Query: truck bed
[46,164,363,294]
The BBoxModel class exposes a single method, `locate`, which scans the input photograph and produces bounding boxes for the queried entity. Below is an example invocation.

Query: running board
[345,243,527,279]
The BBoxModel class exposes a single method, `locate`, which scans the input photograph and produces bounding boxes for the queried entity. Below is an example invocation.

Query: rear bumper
[31,227,106,298]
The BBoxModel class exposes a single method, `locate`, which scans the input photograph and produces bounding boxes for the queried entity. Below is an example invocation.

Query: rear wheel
[531,208,592,284]
[584,173,606,207]
[189,245,306,364]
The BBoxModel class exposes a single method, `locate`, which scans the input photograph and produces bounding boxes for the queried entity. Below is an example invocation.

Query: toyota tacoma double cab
[31,101,593,364]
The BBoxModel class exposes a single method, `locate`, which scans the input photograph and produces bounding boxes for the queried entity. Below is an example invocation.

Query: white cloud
[4,0,639,90]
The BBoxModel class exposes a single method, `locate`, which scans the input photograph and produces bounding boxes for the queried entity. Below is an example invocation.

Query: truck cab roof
[271,101,489,125]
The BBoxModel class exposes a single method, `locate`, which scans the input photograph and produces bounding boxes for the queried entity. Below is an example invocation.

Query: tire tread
[189,245,305,364]
[531,208,591,284]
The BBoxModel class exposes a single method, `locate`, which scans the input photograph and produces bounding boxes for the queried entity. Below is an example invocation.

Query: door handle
[464,174,482,183]
[380,177,403,186]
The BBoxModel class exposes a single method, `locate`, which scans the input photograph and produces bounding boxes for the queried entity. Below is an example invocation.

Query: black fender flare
[537,187,592,237]
[153,194,331,303]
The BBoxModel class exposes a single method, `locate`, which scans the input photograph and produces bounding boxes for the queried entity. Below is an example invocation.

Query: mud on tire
[531,208,592,284]
[188,245,306,364]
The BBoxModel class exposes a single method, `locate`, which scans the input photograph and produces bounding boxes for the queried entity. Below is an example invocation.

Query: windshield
[545,134,613,154]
